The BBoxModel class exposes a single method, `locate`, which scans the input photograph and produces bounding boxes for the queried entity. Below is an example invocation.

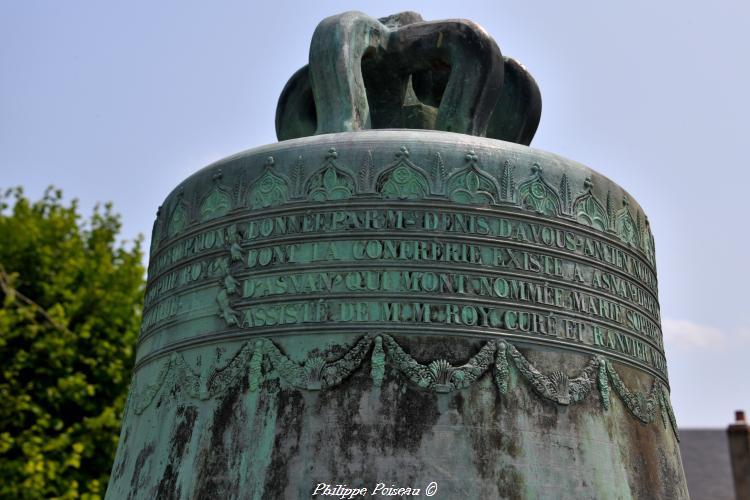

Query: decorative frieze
[127,333,679,439]
[150,145,658,269]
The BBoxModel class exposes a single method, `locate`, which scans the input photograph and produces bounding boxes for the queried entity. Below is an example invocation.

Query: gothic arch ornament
[305,147,356,201]
[517,163,561,216]
[248,156,289,209]
[616,196,640,247]
[199,169,233,222]
[573,177,609,231]
[446,151,501,205]
[376,146,431,200]
[642,217,657,264]
[166,187,188,238]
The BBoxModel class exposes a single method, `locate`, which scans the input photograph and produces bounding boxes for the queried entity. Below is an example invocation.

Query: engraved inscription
[142,200,664,380]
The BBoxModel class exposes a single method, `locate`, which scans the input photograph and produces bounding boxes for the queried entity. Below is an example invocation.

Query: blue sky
[2,0,748,427]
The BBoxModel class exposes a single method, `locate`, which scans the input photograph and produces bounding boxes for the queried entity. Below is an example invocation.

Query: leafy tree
[0,187,144,499]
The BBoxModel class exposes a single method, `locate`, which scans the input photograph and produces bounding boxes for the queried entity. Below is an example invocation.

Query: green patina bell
[107,11,688,499]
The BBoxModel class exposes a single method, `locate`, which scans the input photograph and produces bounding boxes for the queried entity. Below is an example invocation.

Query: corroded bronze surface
[107,11,687,500]
[276,11,541,144]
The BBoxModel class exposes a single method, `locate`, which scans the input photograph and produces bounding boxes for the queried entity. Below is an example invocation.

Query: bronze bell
[107,11,686,499]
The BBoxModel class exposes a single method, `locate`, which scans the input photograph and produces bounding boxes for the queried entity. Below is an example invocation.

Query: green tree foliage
[0,187,144,498]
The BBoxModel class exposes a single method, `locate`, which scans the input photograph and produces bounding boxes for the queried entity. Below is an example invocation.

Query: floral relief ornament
[248,156,289,209]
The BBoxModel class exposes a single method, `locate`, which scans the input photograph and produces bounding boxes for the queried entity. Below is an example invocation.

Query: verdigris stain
[107,10,688,500]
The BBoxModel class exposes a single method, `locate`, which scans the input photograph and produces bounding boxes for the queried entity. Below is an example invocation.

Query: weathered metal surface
[107,11,688,500]
[275,11,541,144]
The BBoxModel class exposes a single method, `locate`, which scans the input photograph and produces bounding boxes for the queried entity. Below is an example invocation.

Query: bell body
[106,130,687,499]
